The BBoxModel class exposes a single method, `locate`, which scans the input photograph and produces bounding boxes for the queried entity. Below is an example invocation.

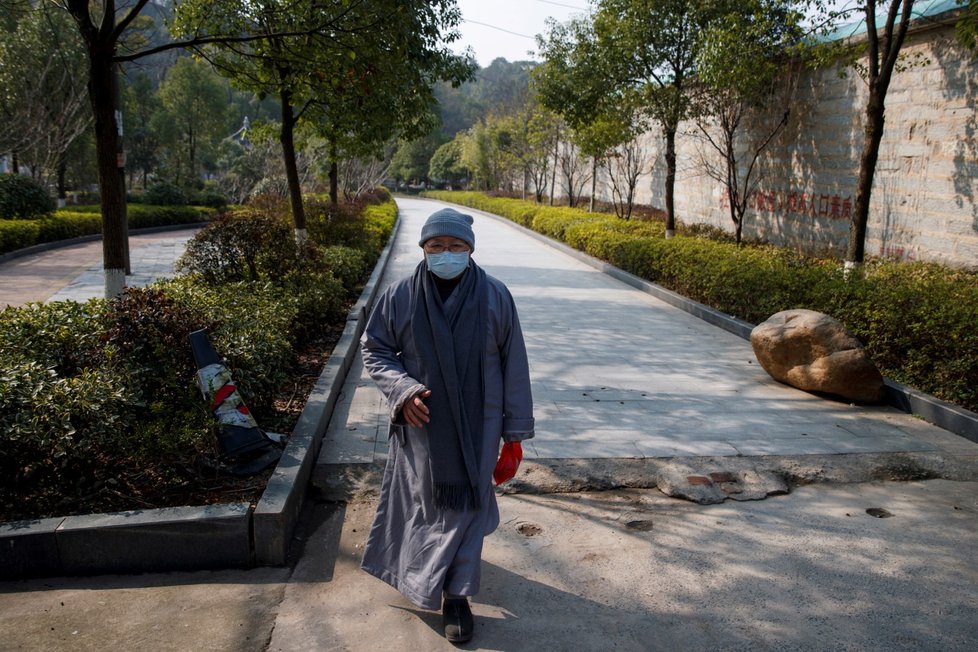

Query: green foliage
[161,276,298,414]
[360,199,398,257]
[104,287,211,413]
[429,136,468,185]
[144,181,188,206]
[280,268,346,341]
[0,204,214,255]
[177,209,298,283]
[0,219,41,252]
[0,299,107,375]
[322,245,370,293]
[127,204,216,228]
[958,0,978,56]
[424,190,978,413]
[0,193,401,518]
[306,197,388,252]
[0,360,132,462]
[187,187,228,210]
[0,300,129,478]
[0,174,56,219]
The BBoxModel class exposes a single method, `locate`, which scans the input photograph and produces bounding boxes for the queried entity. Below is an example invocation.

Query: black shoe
[442,597,474,644]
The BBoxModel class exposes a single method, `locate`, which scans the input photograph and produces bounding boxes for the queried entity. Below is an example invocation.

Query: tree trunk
[328,138,339,206]
[57,154,67,205]
[849,90,886,265]
[329,160,339,206]
[549,131,559,206]
[589,157,597,213]
[279,88,306,237]
[88,50,128,297]
[664,126,677,238]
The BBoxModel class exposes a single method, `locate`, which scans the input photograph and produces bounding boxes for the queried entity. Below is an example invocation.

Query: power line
[463,19,536,40]
[462,0,589,40]
[535,0,589,10]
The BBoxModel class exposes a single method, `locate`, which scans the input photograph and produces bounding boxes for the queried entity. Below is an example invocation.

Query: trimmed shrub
[177,209,298,283]
[0,174,55,219]
[0,205,214,256]
[0,300,128,478]
[188,188,228,210]
[162,276,298,413]
[144,181,187,206]
[37,212,103,241]
[0,219,41,252]
[322,245,370,294]
[306,198,373,250]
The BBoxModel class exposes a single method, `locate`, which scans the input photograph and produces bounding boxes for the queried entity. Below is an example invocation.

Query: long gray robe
[359,268,534,610]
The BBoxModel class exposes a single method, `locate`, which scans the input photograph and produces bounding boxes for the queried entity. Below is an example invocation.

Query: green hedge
[0,204,217,256]
[423,190,978,413]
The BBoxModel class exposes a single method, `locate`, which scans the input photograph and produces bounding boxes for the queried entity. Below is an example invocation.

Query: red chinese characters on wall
[719,190,852,221]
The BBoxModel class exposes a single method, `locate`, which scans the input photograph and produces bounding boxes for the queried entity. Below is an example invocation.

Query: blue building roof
[818,0,964,42]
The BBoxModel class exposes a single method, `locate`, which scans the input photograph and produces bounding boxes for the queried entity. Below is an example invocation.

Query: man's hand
[401,389,432,427]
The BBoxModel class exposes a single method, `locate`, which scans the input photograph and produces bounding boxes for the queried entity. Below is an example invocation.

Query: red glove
[493,441,523,485]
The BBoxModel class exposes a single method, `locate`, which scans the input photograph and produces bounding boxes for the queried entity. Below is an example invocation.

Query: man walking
[359,207,535,643]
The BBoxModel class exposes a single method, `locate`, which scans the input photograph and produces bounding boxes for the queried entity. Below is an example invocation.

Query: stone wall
[602,20,978,269]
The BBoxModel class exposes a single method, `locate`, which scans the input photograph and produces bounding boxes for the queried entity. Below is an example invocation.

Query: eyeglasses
[423,242,470,254]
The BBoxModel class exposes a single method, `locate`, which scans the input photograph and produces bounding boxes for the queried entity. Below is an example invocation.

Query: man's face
[423,236,471,279]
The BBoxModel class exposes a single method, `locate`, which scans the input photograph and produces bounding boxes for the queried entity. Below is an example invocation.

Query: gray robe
[359,269,534,610]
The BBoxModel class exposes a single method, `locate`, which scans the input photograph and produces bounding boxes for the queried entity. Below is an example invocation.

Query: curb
[0,217,400,580]
[457,202,978,445]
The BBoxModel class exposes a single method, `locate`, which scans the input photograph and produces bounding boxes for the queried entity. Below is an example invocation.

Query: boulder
[751,309,886,403]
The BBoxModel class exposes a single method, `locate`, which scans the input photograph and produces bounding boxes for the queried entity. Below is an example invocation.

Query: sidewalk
[1,198,977,650]
[0,227,201,307]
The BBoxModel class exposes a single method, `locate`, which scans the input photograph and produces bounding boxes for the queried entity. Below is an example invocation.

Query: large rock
[751,309,886,403]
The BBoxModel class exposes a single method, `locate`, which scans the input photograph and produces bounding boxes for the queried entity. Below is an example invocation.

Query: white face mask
[426,251,470,279]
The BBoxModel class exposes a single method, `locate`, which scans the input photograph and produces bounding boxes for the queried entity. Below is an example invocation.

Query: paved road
[1,198,977,651]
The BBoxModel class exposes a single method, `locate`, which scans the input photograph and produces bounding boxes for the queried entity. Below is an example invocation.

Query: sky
[450,0,591,68]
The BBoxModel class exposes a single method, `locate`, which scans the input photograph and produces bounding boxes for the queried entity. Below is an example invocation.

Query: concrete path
[2,197,977,650]
[319,197,975,469]
[0,227,200,307]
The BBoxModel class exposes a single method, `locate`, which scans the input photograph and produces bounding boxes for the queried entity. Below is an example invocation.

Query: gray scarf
[410,260,487,511]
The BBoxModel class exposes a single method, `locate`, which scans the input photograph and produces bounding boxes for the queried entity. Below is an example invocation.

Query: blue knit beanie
[418,208,475,251]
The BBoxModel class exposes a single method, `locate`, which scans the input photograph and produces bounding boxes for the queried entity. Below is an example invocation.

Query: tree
[56,0,375,297]
[305,1,473,206]
[837,1,918,268]
[179,0,470,242]
[429,138,468,188]
[496,97,560,201]
[121,72,161,189]
[596,99,654,220]
[590,0,727,237]
[555,138,592,208]
[535,16,613,210]
[0,2,90,197]
[390,135,440,185]
[156,57,231,186]
[691,0,805,243]
[956,0,978,55]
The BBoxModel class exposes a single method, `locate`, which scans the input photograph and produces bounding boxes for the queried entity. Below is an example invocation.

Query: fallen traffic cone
[189,329,284,476]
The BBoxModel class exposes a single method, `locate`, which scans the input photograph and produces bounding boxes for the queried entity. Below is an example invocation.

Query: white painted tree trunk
[104,267,125,298]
